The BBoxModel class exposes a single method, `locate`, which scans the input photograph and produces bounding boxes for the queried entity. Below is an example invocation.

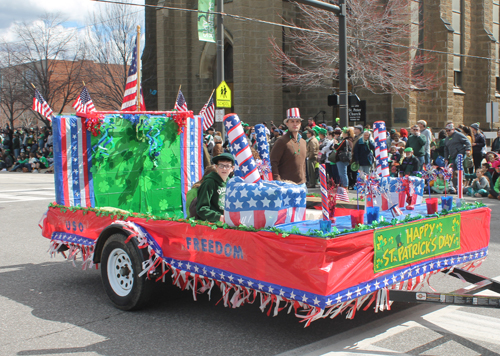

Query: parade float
[40,112,497,327]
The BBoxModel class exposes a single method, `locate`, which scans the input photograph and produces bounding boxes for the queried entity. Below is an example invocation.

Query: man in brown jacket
[270,108,307,184]
[305,128,319,188]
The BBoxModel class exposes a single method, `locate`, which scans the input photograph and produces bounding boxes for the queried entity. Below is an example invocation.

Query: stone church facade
[147,0,500,131]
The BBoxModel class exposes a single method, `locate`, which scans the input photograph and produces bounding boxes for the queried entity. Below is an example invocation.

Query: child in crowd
[489,167,500,200]
[9,152,31,172]
[464,168,490,197]
[431,171,456,194]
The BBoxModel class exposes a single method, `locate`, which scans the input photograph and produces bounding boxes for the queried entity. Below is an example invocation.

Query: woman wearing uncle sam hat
[270,108,307,184]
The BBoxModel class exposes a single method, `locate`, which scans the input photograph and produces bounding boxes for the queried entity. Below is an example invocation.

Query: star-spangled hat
[285,108,302,123]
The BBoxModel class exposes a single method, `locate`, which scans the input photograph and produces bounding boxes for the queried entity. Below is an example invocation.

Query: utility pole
[338,0,348,128]
[289,0,347,128]
[216,0,224,87]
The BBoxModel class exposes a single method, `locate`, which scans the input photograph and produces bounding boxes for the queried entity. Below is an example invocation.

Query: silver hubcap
[107,248,134,297]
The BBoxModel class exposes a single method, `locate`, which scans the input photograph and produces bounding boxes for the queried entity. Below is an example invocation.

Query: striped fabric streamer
[254,124,272,180]
[180,115,204,218]
[373,121,390,177]
[456,154,463,200]
[52,116,95,208]
[319,164,329,221]
[224,113,261,183]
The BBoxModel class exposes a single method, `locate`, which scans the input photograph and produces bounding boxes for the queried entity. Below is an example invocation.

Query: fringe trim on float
[47,220,487,327]
[48,239,97,270]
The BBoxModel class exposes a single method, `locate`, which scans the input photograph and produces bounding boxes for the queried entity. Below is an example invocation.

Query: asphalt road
[1,173,499,356]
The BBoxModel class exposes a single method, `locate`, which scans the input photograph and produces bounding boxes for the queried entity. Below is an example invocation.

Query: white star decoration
[262,197,270,207]
[248,198,257,207]
[301,294,308,302]
[234,200,243,209]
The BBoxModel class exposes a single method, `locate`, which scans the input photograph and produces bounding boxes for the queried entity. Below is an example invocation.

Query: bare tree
[9,13,89,126]
[270,0,439,99]
[85,1,144,109]
[0,42,32,130]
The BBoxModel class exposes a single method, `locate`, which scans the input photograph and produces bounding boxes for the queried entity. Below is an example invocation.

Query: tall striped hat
[285,107,302,123]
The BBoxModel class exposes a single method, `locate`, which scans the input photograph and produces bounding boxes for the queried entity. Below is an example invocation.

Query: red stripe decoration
[60,118,70,206]
[319,164,329,221]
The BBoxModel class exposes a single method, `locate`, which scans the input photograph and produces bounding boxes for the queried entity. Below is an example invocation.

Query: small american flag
[457,154,463,199]
[200,95,215,131]
[121,38,146,111]
[336,186,350,202]
[73,86,96,114]
[32,89,53,121]
[174,90,188,111]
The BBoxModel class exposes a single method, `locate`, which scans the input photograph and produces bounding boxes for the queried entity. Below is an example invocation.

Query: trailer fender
[93,224,135,264]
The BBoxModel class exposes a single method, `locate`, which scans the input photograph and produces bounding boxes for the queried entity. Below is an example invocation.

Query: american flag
[174,90,188,111]
[32,89,53,121]
[180,115,204,218]
[52,116,95,208]
[200,95,215,131]
[336,186,350,202]
[72,86,96,114]
[224,177,307,228]
[456,154,463,199]
[121,39,146,111]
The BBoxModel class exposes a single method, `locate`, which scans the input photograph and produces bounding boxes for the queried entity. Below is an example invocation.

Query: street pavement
[0,172,499,356]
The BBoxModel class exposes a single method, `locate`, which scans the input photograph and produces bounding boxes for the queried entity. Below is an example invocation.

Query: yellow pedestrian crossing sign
[216,81,232,108]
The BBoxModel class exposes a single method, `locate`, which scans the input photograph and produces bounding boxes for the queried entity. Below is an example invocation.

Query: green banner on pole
[198,0,215,43]
[373,214,461,273]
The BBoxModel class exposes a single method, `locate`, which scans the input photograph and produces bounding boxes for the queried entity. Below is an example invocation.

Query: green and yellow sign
[374,215,461,273]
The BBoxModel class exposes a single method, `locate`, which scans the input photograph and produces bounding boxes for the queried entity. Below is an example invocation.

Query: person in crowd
[399,128,409,142]
[0,149,14,171]
[9,152,31,172]
[270,108,307,184]
[212,136,224,157]
[432,129,447,162]
[391,132,401,146]
[269,129,281,151]
[417,120,433,164]
[443,123,471,168]
[196,153,234,223]
[334,128,354,188]
[464,168,490,197]
[399,147,420,176]
[353,130,375,175]
[12,133,20,159]
[186,165,217,218]
[489,167,500,200]
[491,128,500,153]
[321,130,340,184]
[353,125,363,145]
[333,127,342,142]
[431,171,456,194]
[307,117,316,129]
[407,124,426,167]
[485,151,500,187]
[305,128,319,188]
[204,127,215,156]
[470,123,486,171]
[389,145,401,167]
[28,152,39,173]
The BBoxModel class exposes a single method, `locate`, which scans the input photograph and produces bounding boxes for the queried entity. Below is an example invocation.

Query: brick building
[151,0,500,131]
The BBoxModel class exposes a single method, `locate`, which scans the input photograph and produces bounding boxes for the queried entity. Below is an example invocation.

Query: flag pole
[31,83,36,89]
[136,26,141,112]
[173,84,181,110]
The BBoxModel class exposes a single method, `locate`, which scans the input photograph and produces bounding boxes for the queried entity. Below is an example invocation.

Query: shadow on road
[0,259,412,356]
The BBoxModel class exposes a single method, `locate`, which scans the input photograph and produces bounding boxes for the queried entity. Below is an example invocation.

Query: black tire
[100,233,152,310]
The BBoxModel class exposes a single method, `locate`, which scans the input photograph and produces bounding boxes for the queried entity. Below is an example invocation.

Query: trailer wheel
[101,233,152,310]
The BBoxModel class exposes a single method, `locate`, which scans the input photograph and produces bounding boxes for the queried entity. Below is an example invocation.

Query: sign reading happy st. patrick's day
[373,215,461,273]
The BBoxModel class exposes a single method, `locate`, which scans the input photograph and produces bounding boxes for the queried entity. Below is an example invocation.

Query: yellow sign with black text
[216,81,232,108]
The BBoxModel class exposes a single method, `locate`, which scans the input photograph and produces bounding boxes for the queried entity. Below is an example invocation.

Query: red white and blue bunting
[47,221,488,327]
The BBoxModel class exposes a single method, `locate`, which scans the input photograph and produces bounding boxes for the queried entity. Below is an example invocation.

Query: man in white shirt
[417,120,432,164]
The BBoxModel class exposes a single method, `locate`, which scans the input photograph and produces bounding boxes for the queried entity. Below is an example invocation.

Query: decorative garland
[84,113,104,137]
[171,111,191,135]
[48,200,486,241]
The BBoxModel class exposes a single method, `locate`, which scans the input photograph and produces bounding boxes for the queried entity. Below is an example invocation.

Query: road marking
[0,189,55,203]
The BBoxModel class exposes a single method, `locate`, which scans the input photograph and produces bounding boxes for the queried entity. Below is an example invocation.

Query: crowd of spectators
[201,117,500,201]
[0,125,54,173]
